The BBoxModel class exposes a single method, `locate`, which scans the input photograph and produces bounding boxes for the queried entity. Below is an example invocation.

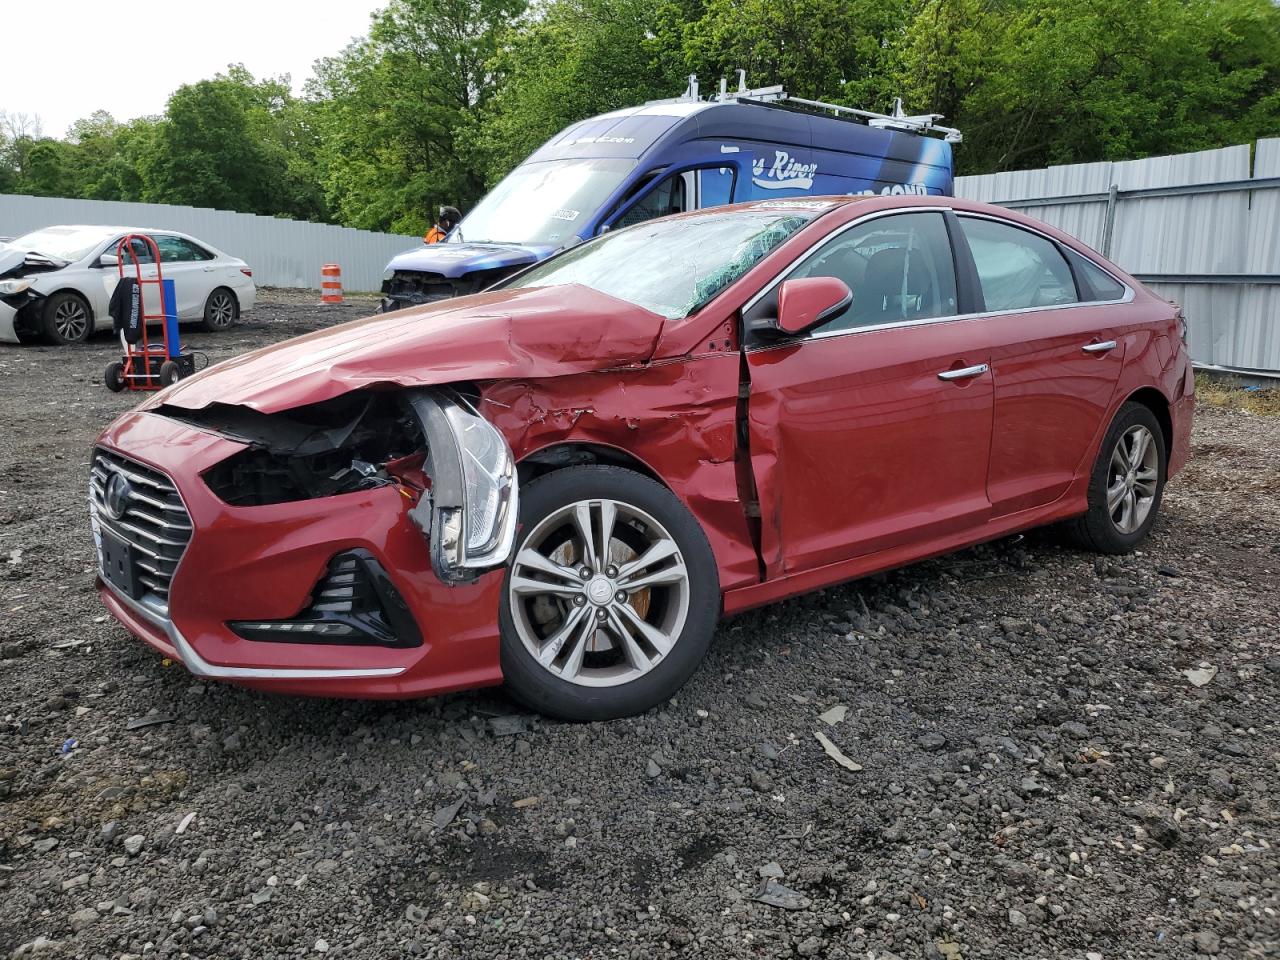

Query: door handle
[1082,340,1118,353]
[937,363,989,381]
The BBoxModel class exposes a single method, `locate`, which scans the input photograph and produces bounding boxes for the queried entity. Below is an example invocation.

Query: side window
[154,236,212,263]
[613,172,691,230]
[1066,249,1127,302]
[790,211,958,333]
[958,217,1078,311]
[117,238,154,265]
[697,167,735,208]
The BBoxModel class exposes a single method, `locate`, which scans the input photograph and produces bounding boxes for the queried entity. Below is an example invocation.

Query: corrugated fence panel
[956,140,1279,374]
[0,193,421,291]
[1109,145,1250,275]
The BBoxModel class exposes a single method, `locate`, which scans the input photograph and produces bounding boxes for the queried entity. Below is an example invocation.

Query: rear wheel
[42,292,92,344]
[1065,401,1166,554]
[499,465,719,721]
[200,288,238,332]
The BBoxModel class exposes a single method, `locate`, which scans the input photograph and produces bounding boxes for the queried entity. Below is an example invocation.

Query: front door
[744,210,995,578]
[954,215,1128,515]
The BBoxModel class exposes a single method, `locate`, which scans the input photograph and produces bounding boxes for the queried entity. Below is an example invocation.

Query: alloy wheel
[507,498,690,687]
[208,292,235,327]
[1106,424,1159,534]
[54,299,89,341]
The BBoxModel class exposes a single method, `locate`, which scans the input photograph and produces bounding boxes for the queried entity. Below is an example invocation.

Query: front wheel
[499,465,719,721]
[42,292,92,345]
[1066,401,1167,554]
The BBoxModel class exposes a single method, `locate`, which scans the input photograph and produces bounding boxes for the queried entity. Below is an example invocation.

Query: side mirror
[97,252,119,268]
[775,276,852,336]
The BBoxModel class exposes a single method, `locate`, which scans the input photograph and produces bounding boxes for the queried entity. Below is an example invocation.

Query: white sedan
[0,225,256,345]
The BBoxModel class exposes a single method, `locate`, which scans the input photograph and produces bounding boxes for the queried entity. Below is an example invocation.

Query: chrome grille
[90,449,193,600]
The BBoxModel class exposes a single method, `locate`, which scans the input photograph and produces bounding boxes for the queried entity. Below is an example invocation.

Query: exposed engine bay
[156,386,518,583]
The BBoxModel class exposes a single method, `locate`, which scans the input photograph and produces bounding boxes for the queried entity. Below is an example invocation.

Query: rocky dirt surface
[1,290,1277,959]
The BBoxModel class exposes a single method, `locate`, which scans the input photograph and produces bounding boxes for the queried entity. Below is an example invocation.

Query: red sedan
[91,196,1194,720]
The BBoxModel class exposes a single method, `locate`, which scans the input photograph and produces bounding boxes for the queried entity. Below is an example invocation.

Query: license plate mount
[99,527,141,600]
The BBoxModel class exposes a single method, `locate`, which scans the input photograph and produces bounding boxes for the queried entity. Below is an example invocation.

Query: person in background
[425,206,461,244]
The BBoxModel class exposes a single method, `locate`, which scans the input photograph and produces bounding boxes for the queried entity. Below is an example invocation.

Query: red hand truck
[104,234,196,392]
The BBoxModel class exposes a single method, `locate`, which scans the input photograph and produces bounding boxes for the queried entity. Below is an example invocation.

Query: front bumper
[94,410,505,698]
[0,300,19,343]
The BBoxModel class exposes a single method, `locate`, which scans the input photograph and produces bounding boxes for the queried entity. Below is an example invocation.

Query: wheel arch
[1122,386,1173,458]
[517,441,668,488]
[45,287,95,320]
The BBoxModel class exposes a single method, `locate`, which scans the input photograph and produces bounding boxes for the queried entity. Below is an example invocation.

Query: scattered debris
[814,731,862,772]
[817,704,847,726]
[175,812,197,835]
[58,738,77,755]
[753,877,811,911]
[126,714,177,731]
[758,861,784,878]
[432,797,465,829]
[1182,664,1218,687]
[513,796,540,809]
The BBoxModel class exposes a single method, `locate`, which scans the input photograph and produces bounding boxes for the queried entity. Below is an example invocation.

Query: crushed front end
[90,387,518,697]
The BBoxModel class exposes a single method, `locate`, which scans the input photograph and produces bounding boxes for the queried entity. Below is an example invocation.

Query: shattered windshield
[451,158,637,246]
[504,208,818,319]
[8,226,113,262]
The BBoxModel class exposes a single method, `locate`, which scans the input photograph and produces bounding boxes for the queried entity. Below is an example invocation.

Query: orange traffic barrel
[321,263,343,304]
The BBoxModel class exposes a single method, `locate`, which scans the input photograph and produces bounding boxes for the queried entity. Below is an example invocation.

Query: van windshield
[450,158,636,246]
[505,208,819,320]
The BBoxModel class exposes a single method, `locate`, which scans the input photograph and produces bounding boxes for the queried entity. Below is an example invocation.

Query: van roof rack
[647,72,963,144]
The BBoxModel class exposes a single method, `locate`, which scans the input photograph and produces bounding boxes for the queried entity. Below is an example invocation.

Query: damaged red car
[91,196,1194,720]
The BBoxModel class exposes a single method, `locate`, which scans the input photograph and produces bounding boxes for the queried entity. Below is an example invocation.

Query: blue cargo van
[380,80,961,311]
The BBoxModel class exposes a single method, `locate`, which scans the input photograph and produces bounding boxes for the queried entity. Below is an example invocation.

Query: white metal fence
[0,194,422,292]
[956,138,1280,377]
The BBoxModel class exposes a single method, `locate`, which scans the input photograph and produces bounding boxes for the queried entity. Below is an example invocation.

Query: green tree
[308,0,526,233]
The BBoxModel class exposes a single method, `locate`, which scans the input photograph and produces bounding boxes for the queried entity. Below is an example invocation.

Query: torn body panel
[480,351,761,592]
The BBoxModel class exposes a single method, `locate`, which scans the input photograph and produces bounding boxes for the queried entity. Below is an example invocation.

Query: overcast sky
[3,0,387,139]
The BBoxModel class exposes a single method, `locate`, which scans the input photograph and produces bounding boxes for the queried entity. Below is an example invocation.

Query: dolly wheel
[105,361,126,393]
[158,361,181,387]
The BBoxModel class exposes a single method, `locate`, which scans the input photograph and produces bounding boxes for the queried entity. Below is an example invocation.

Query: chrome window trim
[743,204,1135,352]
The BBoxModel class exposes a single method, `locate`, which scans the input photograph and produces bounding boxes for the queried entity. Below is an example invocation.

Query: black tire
[200,288,239,332]
[104,361,125,393]
[158,360,181,387]
[499,465,719,721]
[1065,401,1167,554]
[41,291,93,344]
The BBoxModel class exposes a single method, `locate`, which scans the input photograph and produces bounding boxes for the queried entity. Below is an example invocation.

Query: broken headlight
[407,390,518,582]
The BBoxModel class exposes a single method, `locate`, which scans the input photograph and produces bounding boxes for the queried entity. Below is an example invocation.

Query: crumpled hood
[385,241,560,279]
[0,248,25,278]
[146,284,665,415]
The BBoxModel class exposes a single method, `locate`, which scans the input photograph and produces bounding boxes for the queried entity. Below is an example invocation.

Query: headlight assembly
[406,389,518,582]
[0,278,33,296]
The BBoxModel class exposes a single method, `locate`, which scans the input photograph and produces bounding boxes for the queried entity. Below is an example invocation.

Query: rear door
[744,210,995,577]
[153,235,216,318]
[954,214,1128,515]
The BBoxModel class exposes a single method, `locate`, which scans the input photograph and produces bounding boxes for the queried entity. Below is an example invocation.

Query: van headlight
[406,389,518,582]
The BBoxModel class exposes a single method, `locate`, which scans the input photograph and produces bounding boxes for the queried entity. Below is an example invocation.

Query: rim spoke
[558,614,597,679]
[1110,445,1128,476]
[515,547,582,586]
[596,500,616,569]
[616,601,674,658]
[538,603,591,668]
[620,558,688,592]
[1129,429,1150,469]
[572,502,599,573]
[1120,489,1136,531]
[510,574,582,599]
[604,605,651,671]
[1106,478,1127,512]
[617,538,679,584]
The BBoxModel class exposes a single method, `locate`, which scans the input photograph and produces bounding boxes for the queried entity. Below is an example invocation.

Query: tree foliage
[2,0,1278,226]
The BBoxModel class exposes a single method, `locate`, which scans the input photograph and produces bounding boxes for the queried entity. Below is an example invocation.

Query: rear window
[1068,250,1127,301]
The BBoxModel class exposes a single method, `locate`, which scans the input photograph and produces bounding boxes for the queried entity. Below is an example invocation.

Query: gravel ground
[1,289,1277,959]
